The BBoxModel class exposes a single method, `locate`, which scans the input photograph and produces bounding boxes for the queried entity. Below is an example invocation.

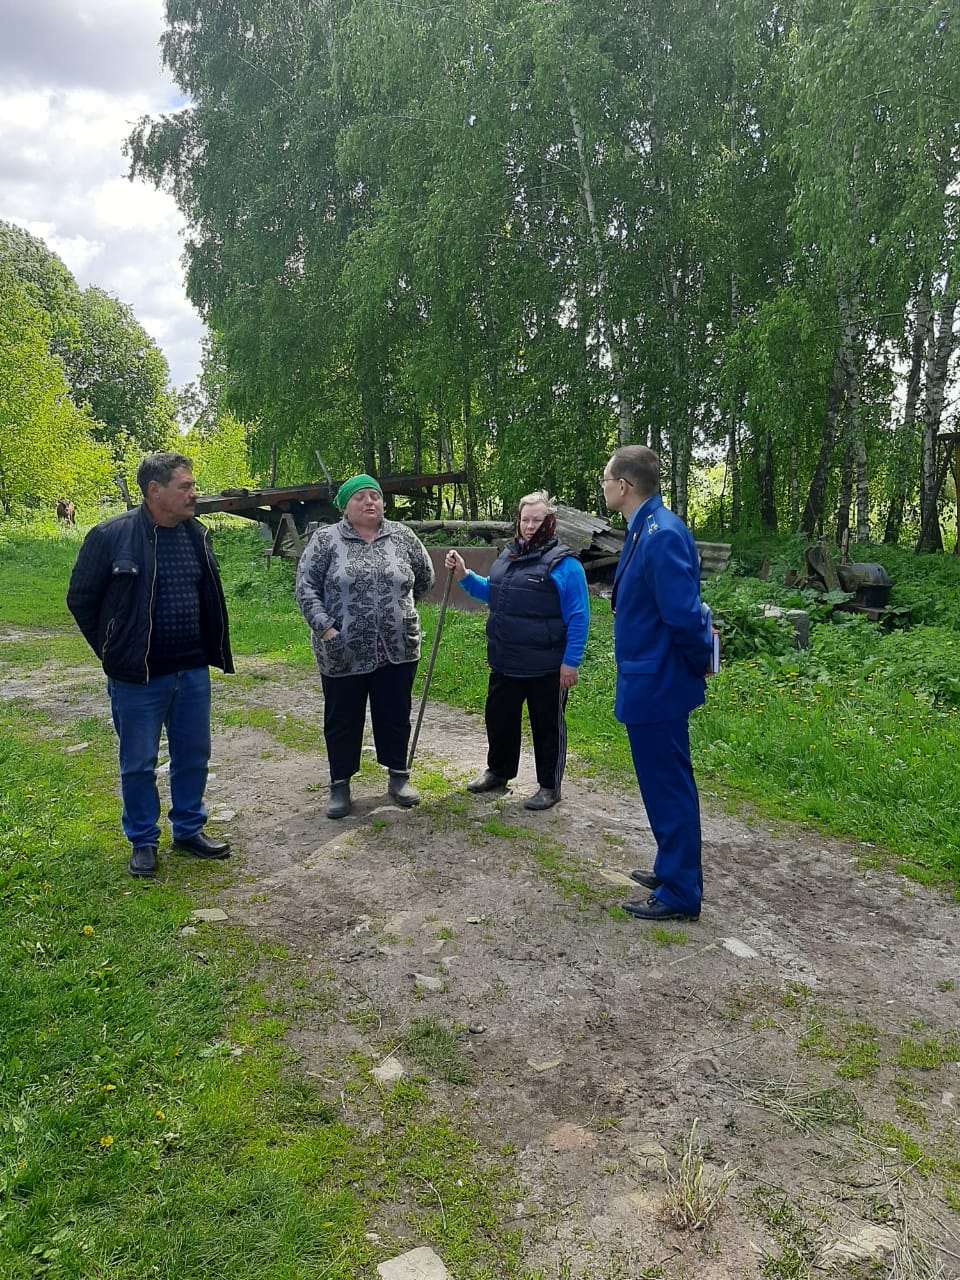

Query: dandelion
[99,1135,114,1148]
[155,1110,165,1121]
[103,1083,116,1093]
[82,925,94,936]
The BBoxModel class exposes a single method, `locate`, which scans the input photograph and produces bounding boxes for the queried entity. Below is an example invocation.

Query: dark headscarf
[510,510,557,558]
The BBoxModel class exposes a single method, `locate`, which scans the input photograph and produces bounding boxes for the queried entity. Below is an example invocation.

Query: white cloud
[1,0,173,94]
[0,2,204,390]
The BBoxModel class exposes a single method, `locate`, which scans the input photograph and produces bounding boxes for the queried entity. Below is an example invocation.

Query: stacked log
[374,504,733,583]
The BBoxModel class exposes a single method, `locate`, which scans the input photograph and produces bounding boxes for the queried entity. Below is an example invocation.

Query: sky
[0,0,204,391]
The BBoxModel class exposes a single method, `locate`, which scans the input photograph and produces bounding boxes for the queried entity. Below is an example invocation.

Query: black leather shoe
[524,786,561,811]
[629,869,662,890]
[388,770,420,808]
[173,831,231,859]
[466,770,509,793]
[128,844,158,878]
[622,894,700,922]
[326,780,352,820]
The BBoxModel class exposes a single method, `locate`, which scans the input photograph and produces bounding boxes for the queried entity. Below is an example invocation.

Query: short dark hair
[609,445,660,497]
[136,452,193,496]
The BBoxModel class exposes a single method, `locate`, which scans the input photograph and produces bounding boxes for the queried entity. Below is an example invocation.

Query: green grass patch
[0,522,81,629]
[215,705,319,751]
[895,1034,960,1072]
[0,700,540,1278]
[798,1016,881,1079]
[649,926,688,947]
[402,1019,475,1085]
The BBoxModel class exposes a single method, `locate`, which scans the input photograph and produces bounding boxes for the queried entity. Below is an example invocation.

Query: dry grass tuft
[660,1118,735,1231]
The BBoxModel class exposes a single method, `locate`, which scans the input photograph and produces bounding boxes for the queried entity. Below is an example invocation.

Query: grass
[660,1118,735,1231]
[738,1079,861,1133]
[649,926,688,947]
[0,699,537,1278]
[402,1018,475,1085]
[798,1016,882,1079]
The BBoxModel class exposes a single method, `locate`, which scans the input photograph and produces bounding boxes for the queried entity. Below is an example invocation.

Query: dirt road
[10,644,960,1277]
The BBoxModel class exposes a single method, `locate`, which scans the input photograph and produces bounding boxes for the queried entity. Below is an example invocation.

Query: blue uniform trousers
[626,715,702,915]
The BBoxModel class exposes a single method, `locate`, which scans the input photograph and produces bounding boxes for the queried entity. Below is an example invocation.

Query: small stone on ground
[371,1055,405,1085]
[376,1245,449,1279]
[817,1223,900,1267]
[722,936,758,958]
[599,869,637,886]
[548,1122,597,1151]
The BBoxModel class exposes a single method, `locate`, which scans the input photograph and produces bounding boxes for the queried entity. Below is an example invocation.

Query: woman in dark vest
[445,491,589,810]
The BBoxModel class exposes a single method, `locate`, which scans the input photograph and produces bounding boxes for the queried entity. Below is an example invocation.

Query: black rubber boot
[524,786,561,811]
[466,769,509,793]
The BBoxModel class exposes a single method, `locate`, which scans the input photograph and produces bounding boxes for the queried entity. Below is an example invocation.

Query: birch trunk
[727,268,742,531]
[883,285,930,544]
[800,293,858,538]
[918,278,958,552]
[561,69,630,440]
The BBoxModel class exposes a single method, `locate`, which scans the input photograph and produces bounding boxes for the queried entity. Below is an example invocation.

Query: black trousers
[320,661,417,782]
[484,669,568,789]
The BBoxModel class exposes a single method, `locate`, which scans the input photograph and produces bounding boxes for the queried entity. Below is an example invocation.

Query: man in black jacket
[67,452,234,878]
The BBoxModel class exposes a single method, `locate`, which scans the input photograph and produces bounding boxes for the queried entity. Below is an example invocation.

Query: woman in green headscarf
[295,475,435,819]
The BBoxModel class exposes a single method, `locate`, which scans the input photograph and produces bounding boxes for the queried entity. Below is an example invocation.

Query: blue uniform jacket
[611,494,710,725]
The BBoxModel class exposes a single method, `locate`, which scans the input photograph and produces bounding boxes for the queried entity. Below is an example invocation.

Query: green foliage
[122,0,960,543]
[701,574,799,662]
[69,286,178,459]
[0,220,179,507]
[181,413,259,496]
[0,276,114,515]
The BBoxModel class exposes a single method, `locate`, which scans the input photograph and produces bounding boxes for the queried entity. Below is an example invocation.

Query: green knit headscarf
[334,474,383,510]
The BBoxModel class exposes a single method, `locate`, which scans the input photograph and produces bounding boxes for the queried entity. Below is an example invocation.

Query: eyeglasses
[601,473,633,487]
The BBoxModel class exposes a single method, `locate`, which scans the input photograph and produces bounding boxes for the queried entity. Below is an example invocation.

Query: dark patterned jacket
[66,505,234,684]
[295,518,435,677]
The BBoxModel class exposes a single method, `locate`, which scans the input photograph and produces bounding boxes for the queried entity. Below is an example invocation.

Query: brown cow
[56,499,76,525]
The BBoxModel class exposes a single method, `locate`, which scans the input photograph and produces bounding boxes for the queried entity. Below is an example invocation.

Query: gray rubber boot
[326,780,352,819]
[387,770,420,807]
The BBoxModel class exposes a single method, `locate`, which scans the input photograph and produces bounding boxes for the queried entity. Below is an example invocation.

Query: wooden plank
[193,471,468,518]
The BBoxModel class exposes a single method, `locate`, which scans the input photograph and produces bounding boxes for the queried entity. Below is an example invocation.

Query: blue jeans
[108,668,211,847]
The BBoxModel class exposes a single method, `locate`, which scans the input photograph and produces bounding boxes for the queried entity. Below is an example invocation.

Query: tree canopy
[0,221,180,511]
[0,273,114,515]
[127,0,960,543]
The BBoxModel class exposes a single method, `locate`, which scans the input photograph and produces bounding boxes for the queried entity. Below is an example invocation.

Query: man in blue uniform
[67,452,234,879]
[603,446,712,921]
